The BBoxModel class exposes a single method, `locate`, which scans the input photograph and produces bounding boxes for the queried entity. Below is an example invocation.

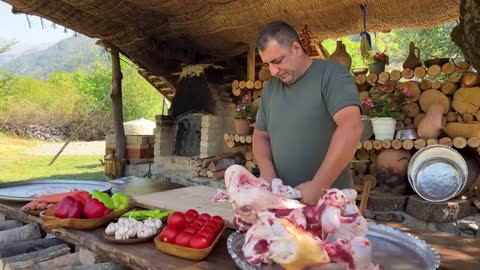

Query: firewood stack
[231,79,265,103]
[193,152,247,180]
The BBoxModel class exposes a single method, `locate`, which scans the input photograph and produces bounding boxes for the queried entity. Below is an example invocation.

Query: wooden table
[1,177,480,270]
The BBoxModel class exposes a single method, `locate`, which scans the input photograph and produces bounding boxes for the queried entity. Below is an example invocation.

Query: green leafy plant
[373,51,389,65]
[362,84,414,120]
[235,94,257,122]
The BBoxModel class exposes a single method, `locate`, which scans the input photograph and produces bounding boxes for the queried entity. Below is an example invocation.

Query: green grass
[0,133,104,182]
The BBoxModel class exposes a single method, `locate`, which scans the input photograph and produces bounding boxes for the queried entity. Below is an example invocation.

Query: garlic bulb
[144,219,157,229]
[153,219,162,229]
[105,223,117,236]
[127,226,137,238]
[137,226,156,238]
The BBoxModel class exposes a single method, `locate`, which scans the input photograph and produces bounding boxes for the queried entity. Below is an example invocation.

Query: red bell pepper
[83,198,111,219]
[72,191,91,203]
[54,196,84,218]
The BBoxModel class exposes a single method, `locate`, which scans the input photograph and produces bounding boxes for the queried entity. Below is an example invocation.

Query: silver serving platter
[408,144,467,202]
[0,179,112,201]
[227,222,440,270]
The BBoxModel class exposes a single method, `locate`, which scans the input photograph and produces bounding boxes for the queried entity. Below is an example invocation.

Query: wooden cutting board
[134,186,235,229]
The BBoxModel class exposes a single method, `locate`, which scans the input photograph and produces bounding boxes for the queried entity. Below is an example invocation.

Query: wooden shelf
[357,136,480,152]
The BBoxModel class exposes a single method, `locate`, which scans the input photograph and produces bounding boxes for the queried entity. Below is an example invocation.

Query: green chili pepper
[121,209,174,221]
[91,190,114,210]
[111,192,130,211]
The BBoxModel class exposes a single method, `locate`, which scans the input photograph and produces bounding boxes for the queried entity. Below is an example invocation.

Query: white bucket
[371,117,397,140]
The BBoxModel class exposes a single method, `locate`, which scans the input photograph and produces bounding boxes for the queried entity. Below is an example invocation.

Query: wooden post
[111,48,126,177]
[247,43,256,81]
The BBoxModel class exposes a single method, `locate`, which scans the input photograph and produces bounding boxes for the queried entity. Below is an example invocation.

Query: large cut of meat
[224,165,381,270]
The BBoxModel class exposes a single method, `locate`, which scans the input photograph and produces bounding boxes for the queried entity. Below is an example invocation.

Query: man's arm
[311,105,362,190]
[252,129,277,182]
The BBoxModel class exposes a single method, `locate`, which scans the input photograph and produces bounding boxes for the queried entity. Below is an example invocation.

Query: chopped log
[446,112,459,122]
[238,80,246,89]
[378,72,390,82]
[392,139,402,150]
[254,80,263,89]
[455,61,470,73]
[362,140,373,151]
[225,140,241,149]
[441,62,456,75]
[406,195,474,222]
[440,82,459,95]
[355,74,367,84]
[398,81,420,102]
[245,161,256,171]
[245,135,252,144]
[207,170,226,180]
[357,142,362,149]
[245,80,254,89]
[232,88,242,96]
[37,252,81,270]
[234,134,240,142]
[0,223,41,245]
[196,168,208,177]
[443,123,480,138]
[232,80,239,89]
[402,68,414,79]
[366,72,379,83]
[369,152,378,163]
[356,149,369,160]
[381,139,392,149]
[427,138,439,145]
[449,76,461,83]
[362,174,377,190]
[395,121,405,129]
[358,91,370,101]
[79,248,110,266]
[0,237,66,258]
[0,244,70,270]
[369,163,377,175]
[413,113,425,128]
[414,138,427,150]
[367,190,409,211]
[390,70,402,81]
[452,87,480,119]
[208,158,236,172]
[244,151,253,161]
[372,140,382,150]
[403,103,420,118]
[201,152,242,167]
[0,220,22,231]
[439,137,453,147]
[431,81,442,90]
[414,67,427,78]
[461,72,480,87]
[419,89,450,113]
[453,136,468,149]
[427,64,441,77]
[420,80,432,90]
[353,162,368,174]
[404,117,413,125]
[463,113,475,123]
[402,139,414,150]
[239,136,246,144]
[468,137,480,148]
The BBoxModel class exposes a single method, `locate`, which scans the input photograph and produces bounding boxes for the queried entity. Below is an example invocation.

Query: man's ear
[291,41,304,56]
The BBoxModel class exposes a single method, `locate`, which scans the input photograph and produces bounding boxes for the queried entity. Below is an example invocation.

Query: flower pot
[371,117,396,140]
[234,119,252,135]
[370,62,385,74]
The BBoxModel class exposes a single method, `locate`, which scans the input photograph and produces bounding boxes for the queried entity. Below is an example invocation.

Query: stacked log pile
[193,152,246,180]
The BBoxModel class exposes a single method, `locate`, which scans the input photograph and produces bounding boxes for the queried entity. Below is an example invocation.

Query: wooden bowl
[154,225,226,260]
[103,231,158,245]
[21,207,44,216]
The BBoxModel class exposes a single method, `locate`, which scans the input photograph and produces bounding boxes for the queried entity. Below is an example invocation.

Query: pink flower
[402,87,414,97]
[236,103,246,111]
[243,94,251,100]
[362,98,374,107]
[379,86,387,92]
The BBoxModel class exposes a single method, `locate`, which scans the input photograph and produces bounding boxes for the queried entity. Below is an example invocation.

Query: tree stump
[366,190,409,211]
[406,195,475,222]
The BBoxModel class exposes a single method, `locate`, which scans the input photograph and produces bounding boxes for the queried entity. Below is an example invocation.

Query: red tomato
[203,224,219,234]
[185,213,196,224]
[199,213,211,220]
[185,209,199,217]
[174,231,194,247]
[167,212,187,228]
[211,216,225,227]
[189,234,211,249]
[190,222,202,231]
[193,219,206,226]
[158,226,179,243]
[183,226,198,234]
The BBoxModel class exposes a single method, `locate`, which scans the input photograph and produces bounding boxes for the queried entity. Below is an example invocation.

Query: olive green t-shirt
[255,60,360,189]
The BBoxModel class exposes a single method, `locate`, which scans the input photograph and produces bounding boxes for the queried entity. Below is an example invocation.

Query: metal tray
[0,179,112,201]
[227,222,440,270]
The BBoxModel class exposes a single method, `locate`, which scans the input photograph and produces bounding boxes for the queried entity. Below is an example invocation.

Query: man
[253,21,362,205]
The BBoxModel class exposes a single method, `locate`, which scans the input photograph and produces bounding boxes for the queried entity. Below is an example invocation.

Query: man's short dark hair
[256,21,300,51]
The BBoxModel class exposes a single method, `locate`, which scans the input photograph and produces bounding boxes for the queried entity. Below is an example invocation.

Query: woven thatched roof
[3,0,459,75]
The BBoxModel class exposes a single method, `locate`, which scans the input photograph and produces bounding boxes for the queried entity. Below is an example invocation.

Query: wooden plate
[154,225,226,261]
[103,232,158,245]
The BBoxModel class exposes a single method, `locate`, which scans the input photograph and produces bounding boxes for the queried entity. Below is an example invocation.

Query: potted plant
[234,94,257,135]
[370,51,389,74]
[361,84,414,140]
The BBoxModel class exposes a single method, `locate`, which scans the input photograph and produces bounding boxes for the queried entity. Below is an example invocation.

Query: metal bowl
[408,145,468,202]
[395,128,418,140]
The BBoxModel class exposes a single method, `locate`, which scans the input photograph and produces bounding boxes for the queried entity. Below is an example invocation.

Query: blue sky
[0,1,72,45]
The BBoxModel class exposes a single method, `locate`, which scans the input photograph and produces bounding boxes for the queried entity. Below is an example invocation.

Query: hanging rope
[359,3,372,60]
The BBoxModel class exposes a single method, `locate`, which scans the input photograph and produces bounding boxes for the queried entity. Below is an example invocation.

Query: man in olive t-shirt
[253,21,362,205]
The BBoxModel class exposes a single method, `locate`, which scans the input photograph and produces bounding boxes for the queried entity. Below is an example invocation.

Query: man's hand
[295,181,326,205]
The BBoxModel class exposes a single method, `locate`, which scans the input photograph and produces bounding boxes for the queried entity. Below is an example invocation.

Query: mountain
[0,38,53,66]
[0,34,109,79]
